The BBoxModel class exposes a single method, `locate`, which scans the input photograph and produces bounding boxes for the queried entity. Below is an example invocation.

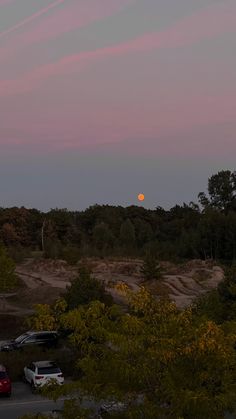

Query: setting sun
[138,193,145,201]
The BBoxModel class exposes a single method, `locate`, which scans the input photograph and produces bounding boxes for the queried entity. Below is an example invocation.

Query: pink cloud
[0,87,235,151]
[1,1,236,98]
[0,0,66,40]
[17,0,132,44]
[0,0,133,63]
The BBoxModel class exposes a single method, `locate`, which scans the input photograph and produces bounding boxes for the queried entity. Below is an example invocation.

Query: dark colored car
[0,331,59,352]
[0,365,11,397]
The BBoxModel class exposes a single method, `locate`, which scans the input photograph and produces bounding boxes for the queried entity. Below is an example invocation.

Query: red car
[0,365,11,397]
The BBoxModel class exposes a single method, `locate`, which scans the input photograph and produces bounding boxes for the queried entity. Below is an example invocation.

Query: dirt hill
[0,258,224,318]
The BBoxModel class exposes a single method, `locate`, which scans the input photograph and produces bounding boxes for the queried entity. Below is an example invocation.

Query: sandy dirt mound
[88,258,224,308]
[161,263,224,308]
[0,258,225,318]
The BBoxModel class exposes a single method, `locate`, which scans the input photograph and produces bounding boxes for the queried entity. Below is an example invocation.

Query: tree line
[0,169,236,263]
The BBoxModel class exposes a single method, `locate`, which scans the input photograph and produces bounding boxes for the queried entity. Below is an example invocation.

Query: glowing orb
[138,193,145,202]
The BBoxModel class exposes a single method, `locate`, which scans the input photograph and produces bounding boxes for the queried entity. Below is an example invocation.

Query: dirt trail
[162,265,224,308]
[16,270,70,289]
[90,258,224,308]
[0,258,225,316]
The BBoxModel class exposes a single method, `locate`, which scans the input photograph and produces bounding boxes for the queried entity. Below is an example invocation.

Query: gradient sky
[0,0,235,210]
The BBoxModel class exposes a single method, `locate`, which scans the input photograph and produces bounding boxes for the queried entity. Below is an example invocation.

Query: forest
[0,170,236,263]
[0,170,236,418]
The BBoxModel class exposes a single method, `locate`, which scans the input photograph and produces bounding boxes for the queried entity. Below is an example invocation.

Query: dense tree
[141,252,163,281]
[195,265,236,324]
[0,170,236,262]
[119,219,136,250]
[133,218,153,248]
[0,246,17,291]
[1,223,20,246]
[61,245,80,265]
[92,222,115,253]
[63,264,113,309]
[25,287,236,419]
[198,170,236,212]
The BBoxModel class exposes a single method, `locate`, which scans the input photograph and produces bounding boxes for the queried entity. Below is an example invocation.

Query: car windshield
[14,333,30,343]
[38,366,61,375]
[0,371,7,379]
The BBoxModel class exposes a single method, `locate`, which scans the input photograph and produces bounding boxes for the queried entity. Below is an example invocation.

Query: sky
[0,0,235,211]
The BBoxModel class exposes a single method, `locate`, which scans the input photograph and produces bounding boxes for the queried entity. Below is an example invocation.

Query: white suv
[24,361,64,391]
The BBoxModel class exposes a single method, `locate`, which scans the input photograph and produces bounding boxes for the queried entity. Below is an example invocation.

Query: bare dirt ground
[0,258,224,319]
[91,258,224,309]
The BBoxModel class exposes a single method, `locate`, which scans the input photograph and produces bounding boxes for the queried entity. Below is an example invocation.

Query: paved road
[1,382,234,419]
[0,382,64,419]
[0,382,99,419]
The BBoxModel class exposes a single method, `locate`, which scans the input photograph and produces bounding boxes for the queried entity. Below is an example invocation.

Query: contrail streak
[0,0,66,39]
[0,0,13,6]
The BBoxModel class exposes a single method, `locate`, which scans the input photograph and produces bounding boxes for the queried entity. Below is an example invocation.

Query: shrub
[64,263,113,309]
[141,253,163,281]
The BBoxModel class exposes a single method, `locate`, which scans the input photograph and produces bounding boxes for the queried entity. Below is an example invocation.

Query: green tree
[195,265,236,324]
[1,223,20,246]
[141,252,163,281]
[28,298,67,331]
[64,264,113,309]
[198,170,236,212]
[133,218,153,248]
[44,238,63,259]
[119,219,136,249]
[61,245,80,265]
[28,288,236,419]
[0,246,17,291]
[92,222,114,253]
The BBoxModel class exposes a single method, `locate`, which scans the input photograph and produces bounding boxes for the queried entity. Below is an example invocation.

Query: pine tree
[141,252,163,280]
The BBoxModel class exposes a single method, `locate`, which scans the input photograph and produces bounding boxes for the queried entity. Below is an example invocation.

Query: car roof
[0,364,6,372]
[33,361,58,367]
[25,331,58,335]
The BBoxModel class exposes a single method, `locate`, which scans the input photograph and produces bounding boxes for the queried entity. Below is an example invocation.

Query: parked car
[0,331,59,351]
[0,365,11,397]
[24,360,64,392]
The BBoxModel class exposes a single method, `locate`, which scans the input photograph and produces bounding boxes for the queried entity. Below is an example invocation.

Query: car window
[39,333,56,340]
[24,336,37,343]
[0,371,7,379]
[38,366,61,375]
[35,334,44,340]
[36,334,48,340]
[15,333,29,343]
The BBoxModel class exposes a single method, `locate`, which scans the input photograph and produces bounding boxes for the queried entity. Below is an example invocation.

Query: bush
[64,263,113,309]
[141,253,163,281]
[61,246,80,265]
[44,239,63,259]
[7,246,30,263]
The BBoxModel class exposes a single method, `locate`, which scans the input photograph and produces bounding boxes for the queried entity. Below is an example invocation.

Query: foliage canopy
[28,285,236,419]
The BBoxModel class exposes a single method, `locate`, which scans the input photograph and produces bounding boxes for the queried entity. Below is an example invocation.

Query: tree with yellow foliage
[26,288,236,419]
